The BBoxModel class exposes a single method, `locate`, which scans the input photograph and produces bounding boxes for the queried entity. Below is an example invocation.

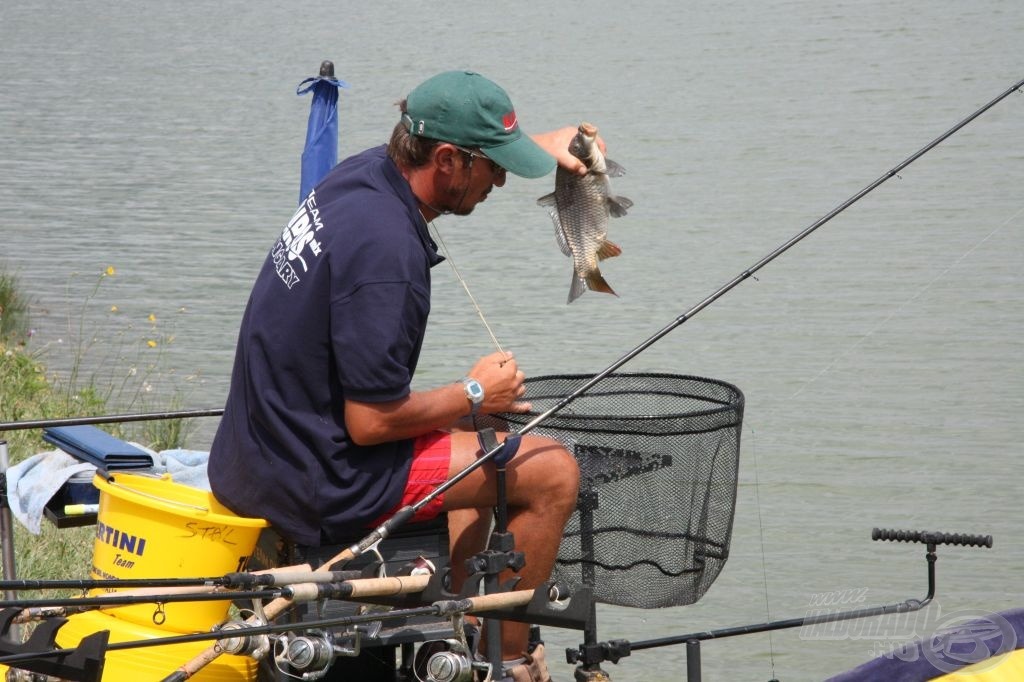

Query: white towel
[5,450,96,535]
[151,449,211,490]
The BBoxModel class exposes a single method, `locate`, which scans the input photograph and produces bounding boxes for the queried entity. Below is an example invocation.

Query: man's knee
[549,441,579,494]
[517,435,579,503]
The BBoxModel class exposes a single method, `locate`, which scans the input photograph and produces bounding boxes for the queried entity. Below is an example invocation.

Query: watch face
[465,379,484,401]
[464,379,484,415]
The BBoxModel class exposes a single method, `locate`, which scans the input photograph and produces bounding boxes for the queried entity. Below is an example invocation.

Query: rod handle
[872,527,993,548]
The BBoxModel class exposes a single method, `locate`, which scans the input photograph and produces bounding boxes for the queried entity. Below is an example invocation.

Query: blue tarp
[826,607,1024,681]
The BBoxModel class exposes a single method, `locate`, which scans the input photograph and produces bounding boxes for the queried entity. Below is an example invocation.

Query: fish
[537,122,633,303]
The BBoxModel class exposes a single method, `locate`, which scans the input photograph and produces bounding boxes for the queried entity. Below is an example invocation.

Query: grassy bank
[1,267,194,585]
[1,342,107,582]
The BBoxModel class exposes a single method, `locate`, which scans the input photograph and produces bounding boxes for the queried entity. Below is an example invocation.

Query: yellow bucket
[89,472,268,633]
[52,608,257,681]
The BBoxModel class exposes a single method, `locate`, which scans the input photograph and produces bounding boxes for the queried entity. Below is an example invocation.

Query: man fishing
[209,70,586,682]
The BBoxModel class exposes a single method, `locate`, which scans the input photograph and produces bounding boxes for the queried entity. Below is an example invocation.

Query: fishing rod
[1,587,289,611]
[168,76,1023,679]
[1,573,431,621]
[329,75,1024,568]
[0,567,362,592]
[0,576,453,679]
[576,527,994,682]
[157,585,565,682]
[0,585,554,672]
[0,408,224,433]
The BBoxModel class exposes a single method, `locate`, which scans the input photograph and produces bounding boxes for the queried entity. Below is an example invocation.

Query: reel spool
[413,638,475,682]
[274,630,336,681]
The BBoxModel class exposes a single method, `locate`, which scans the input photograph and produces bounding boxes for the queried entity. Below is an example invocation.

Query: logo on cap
[502,111,518,133]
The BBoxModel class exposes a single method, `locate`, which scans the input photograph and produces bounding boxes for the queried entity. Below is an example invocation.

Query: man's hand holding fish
[532,126,608,176]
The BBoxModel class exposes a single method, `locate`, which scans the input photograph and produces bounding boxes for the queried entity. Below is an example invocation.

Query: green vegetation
[1,266,196,587]
[0,269,31,344]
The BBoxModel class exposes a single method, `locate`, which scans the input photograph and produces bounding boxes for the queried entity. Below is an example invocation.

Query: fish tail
[586,269,618,298]
[568,263,618,303]
[568,273,587,303]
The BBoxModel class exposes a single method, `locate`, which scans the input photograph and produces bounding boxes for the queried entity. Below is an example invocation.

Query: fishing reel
[413,637,477,682]
[412,612,484,682]
[273,630,337,681]
[214,618,271,660]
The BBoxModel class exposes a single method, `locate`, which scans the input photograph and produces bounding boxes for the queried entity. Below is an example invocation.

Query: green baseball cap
[402,70,556,179]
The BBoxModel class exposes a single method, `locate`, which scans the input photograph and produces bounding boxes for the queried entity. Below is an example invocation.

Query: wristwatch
[462,377,485,415]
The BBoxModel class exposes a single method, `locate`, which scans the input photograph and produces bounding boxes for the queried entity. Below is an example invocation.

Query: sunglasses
[451,144,504,176]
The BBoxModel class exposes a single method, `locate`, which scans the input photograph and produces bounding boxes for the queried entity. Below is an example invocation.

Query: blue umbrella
[296,60,349,204]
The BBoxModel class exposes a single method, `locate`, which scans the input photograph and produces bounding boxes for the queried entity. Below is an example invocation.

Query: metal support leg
[686,639,701,682]
[0,441,17,597]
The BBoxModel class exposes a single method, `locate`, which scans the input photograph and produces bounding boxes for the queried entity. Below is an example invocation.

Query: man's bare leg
[441,432,579,661]
[447,507,491,593]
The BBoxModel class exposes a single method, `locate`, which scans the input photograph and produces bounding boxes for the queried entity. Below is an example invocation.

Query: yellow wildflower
[146,340,157,348]
[148,313,157,323]
[105,266,116,276]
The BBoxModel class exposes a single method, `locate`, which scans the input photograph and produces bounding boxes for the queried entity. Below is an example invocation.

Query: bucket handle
[107,477,210,513]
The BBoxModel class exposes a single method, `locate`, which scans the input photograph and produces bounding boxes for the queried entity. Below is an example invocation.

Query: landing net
[485,373,743,609]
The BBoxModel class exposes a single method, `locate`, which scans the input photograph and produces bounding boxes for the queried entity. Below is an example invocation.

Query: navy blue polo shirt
[209,146,444,546]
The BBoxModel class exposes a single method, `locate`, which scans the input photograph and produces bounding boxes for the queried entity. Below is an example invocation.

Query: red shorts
[370,431,452,526]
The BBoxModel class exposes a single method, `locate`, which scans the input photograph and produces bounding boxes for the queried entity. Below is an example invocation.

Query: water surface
[1,1,1022,679]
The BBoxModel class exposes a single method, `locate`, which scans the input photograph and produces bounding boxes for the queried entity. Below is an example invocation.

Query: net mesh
[482,373,743,609]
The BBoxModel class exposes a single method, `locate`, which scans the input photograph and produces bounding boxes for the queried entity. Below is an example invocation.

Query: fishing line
[784,203,1024,404]
[357,76,1024,553]
[168,76,1024,681]
[427,218,507,357]
[743,148,1022,682]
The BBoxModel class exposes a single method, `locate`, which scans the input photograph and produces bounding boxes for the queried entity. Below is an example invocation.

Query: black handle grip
[872,528,993,548]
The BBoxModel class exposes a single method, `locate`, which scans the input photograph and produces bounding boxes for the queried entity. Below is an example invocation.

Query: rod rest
[0,607,108,681]
[872,527,993,548]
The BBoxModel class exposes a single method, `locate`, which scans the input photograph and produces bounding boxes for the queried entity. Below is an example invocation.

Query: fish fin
[586,268,618,297]
[596,240,623,261]
[568,272,587,304]
[537,192,556,207]
[551,212,573,257]
[607,195,633,218]
[605,158,626,178]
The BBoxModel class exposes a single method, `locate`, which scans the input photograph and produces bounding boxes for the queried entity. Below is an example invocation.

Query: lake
[1,1,1022,679]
